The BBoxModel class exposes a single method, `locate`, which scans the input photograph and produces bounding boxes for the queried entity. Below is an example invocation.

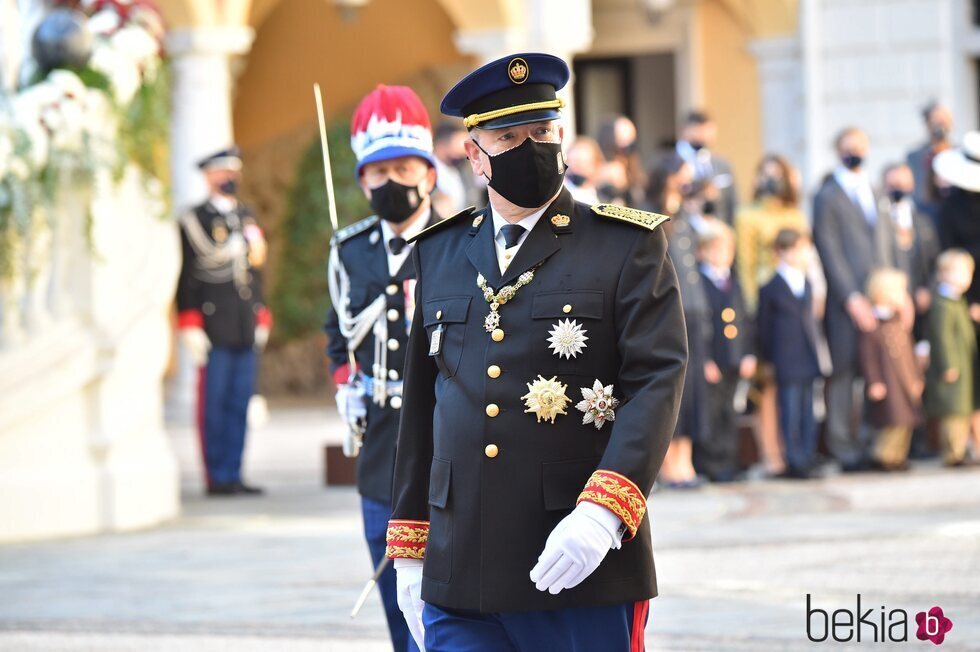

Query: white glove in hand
[394,558,425,650]
[529,502,623,595]
[180,327,211,367]
[254,325,270,352]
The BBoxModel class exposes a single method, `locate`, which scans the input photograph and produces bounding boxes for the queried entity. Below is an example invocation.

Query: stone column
[164,25,254,425]
[166,25,254,213]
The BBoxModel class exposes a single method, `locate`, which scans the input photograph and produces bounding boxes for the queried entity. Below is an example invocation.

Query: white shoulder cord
[328,244,390,406]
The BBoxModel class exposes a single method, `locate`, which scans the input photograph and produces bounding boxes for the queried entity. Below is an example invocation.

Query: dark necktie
[389,237,407,255]
[499,224,527,248]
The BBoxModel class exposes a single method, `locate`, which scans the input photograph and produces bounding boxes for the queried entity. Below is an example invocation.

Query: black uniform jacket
[700,269,754,372]
[324,213,440,503]
[176,200,269,348]
[385,189,688,613]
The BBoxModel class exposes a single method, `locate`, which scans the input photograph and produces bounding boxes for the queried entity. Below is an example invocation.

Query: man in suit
[386,53,687,650]
[176,146,271,496]
[906,101,953,224]
[813,127,896,472]
[323,84,440,652]
[675,110,738,225]
[757,228,824,478]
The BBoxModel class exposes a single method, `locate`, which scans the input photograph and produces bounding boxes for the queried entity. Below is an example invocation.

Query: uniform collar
[380,208,430,252]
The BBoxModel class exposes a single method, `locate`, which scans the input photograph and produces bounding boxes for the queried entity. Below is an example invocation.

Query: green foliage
[270,120,370,343]
[119,63,170,187]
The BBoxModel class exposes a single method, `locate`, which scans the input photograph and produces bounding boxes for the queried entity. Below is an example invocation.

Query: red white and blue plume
[350,84,435,175]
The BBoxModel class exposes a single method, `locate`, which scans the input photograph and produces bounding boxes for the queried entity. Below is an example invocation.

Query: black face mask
[370,179,423,224]
[567,172,588,187]
[702,199,717,216]
[760,176,787,198]
[889,189,907,203]
[931,124,949,142]
[841,153,863,170]
[219,179,239,195]
[475,137,566,209]
[689,140,705,152]
[618,141,637,156]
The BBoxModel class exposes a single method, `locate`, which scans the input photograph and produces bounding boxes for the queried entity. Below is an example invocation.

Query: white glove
[394,558,425,650]
[254,325,270,352]
[180,327,211,367]
[336,384,367,457]
[529,502,623,595]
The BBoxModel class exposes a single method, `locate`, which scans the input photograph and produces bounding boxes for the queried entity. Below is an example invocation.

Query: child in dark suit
[697,222,757,482]
[757,228,824,479]
[858,268,924,471]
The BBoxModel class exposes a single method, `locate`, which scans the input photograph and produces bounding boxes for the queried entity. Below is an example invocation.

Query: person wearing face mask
[385,53,686,650]
[735,155,826,477]
[432,120,482,216]
[176,146,272,497]
[907,101,954,223]
[563,135,604,204]
[675,110,738,225]
[322,84,442,652]
[813,127,898,474]
[597,115,646,207]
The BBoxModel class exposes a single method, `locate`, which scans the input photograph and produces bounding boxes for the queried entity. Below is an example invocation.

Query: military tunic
[386,189,687,613]
[324,213,439,503]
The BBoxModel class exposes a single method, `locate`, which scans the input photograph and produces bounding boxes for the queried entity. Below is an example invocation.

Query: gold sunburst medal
[521,375,570,424]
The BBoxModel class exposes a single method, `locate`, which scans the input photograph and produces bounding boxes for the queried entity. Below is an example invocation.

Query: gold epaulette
[407,206,476,244]
[590,204,670,231]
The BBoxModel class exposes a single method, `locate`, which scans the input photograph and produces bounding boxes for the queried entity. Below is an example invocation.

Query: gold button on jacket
[484,444,499,458]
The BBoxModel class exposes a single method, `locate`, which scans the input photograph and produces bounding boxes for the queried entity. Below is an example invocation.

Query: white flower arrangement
[0,0,168,278]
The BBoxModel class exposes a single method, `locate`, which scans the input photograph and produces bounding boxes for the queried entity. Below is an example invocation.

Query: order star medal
[547,319,588,359]
[576,379,620,430]
[521,375,570,424]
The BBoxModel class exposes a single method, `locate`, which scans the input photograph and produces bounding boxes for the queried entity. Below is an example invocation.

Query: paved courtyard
[1,402,978,651]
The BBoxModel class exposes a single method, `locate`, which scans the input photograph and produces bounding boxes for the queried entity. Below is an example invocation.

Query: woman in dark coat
[648,152,709,488]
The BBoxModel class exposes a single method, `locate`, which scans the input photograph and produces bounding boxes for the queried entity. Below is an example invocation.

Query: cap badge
[508,57,529,84]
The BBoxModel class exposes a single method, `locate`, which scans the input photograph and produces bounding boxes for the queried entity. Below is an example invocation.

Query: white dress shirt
[380,209,429,277]
[776,261,807,299]
[833,165,878,225]
[490,203,548,275]
[209,194,237,214]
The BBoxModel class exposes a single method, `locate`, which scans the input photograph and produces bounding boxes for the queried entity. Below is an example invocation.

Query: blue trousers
[200,346,256,487]
[361,496,419,652]
[422,600,649,652]
[777,380,817,471]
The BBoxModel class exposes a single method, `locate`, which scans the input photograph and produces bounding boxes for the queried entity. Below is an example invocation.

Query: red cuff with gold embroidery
[177,309,204,329]
[577,470,647,541]
[256,306,273,328]
[333,362,359,386]
[385,519,429,559]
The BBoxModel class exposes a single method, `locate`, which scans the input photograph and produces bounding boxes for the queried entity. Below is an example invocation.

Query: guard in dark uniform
[176,146,271,496]
[324,85,439,652]
[385,53,688,650]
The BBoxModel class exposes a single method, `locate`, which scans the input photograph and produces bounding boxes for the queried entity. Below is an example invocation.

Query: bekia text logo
[806,595,953,645]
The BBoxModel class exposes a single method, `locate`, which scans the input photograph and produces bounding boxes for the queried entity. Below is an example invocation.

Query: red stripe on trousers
[631,599,649,652]
[196,365,212,488]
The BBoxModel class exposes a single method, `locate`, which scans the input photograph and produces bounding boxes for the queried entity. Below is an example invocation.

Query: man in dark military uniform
[176,146,271,496]
[324,85,440,652]
[385,53,688,650]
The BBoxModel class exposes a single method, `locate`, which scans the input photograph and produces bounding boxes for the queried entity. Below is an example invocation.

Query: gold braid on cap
[463,98,565,129]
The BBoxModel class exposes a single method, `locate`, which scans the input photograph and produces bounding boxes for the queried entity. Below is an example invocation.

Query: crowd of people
[430,102,980,488]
